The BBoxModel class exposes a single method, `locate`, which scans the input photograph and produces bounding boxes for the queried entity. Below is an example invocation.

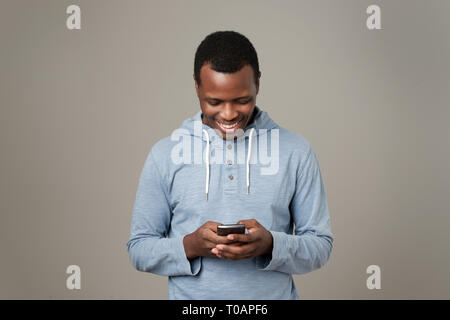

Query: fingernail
[211,248,218,254]
[216,244,224,250]
[227,235,234,240]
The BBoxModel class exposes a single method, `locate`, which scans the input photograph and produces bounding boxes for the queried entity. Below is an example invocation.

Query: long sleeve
[126,149,201,276]
[256,146,334,274]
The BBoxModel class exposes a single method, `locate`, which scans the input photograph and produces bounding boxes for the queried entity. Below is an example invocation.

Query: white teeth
[217,120,240,129]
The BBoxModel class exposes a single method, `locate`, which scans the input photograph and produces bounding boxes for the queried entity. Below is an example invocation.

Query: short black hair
[194,31,260,86]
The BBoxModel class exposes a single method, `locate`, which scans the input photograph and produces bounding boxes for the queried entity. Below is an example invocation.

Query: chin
[220,127,246,140]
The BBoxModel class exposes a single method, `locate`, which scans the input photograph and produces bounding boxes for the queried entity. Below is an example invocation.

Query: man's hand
[211,219,273,261]
[183,221,238,259]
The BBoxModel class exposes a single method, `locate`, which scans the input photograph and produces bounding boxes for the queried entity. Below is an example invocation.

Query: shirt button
[227,144,232,150]
[228,175,234,180]
[227,160,233,166]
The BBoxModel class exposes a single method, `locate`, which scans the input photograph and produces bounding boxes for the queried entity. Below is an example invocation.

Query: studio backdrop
[1,0,449,299]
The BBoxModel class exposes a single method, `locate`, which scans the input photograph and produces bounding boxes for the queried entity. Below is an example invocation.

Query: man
[126,31,333,299]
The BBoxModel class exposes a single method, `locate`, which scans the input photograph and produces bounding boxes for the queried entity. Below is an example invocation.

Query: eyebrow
[205,95,251,101]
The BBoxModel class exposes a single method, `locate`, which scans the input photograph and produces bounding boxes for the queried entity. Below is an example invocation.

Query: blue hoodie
[126,105,333,299]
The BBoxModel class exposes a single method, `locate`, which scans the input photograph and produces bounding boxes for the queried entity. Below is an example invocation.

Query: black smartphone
[217,224,246,236]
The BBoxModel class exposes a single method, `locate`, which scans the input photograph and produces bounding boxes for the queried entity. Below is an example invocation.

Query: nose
[220,103,239,122]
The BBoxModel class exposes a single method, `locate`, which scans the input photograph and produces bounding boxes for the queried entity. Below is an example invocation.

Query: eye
[238,99,251,104]
[207,100,221,106]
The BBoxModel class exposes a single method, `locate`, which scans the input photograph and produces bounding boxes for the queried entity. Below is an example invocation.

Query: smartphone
[217,224,246,236]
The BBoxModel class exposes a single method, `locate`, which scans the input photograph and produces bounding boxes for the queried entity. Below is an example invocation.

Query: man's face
[194,63,260,140]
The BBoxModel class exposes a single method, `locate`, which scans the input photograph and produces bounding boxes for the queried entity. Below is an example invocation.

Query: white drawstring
[202,127,255,200]
[202,129,210,201]
[246,128,255,194]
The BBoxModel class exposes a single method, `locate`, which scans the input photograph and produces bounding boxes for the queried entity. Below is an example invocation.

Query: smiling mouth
[215,119,242,132]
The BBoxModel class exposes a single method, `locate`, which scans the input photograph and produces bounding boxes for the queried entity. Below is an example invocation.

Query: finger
[204,221,222,231]
[215,245,239,260]
[214,234,237,245]
[211,247,225,259]
[216,243,254,256]
[236,219,258,229]
[216,249,237,260]
[204,240,218,249]
[202,228,219,243]
[217,245,253,261]
[203,229,234,245]
[226,233,255,243]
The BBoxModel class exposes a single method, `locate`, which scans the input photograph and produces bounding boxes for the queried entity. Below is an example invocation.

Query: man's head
[193,31,261,140]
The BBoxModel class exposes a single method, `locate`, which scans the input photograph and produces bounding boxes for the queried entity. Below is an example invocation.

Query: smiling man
[126,31,334,299]
[196,63,258,140]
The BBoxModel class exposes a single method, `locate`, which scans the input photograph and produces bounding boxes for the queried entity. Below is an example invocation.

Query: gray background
[1,0,449,299]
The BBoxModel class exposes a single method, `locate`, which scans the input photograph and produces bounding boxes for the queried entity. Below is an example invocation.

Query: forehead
[199,63,254,98]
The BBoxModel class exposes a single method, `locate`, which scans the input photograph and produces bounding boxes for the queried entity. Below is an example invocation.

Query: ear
[193,74,200,95]
[255,71,261,95]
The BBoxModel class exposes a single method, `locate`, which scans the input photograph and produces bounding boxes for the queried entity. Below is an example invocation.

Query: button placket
[223,140,238,194]
[225,141,234,167]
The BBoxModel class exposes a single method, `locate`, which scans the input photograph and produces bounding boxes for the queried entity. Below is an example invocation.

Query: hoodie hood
[178,105,279,200]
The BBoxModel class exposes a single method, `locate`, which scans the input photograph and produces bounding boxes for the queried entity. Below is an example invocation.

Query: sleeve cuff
[255,231,286,271]
[174,236,202,276]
